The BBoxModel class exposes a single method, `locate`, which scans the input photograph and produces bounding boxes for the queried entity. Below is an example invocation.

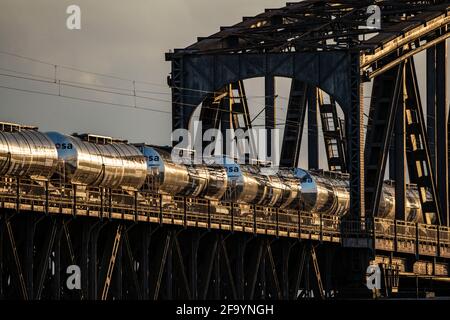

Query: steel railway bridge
[1,0,450,300]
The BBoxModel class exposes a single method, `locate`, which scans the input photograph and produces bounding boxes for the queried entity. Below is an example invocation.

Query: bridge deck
[0,177,449,259]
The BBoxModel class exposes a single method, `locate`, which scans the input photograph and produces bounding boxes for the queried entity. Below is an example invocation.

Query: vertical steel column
[52,224,62,300]
[220,86,232,156]
[265,76,276,156]
[214,235,221,299]
[81,224,91,299]
[324,247,333,298]
[427,47,437,172]
[89,227,99,300]
[427,41,449,226]
[395,71,406,221]
[259,243,266,299]
[35,219,59,300]
[0,217,3,299]
[140,225,150,299]
[365,65,403,218]
[200,92,224,152]
[282,244,290,300]
[170,55,189,132]
[388,73,407,220]
[235,81,252,129]
[348,53,365,219]
[280,80,308,167]
[305,246,311,298]
[165,234,173,299]
[236,238,245,300]
[190,233,199,300]
[436,41,448,226]
[25,216,35,299]
[308,87,319,170]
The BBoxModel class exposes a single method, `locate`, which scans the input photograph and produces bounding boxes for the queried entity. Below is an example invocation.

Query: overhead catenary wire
[0,50,376,109]
[0,72,372,131]
[0,68,295,118]
[0,50,374,131]
[0,50,294,98]
[0,64,290,101]
[0,84,172,115]
[2,49,379,102]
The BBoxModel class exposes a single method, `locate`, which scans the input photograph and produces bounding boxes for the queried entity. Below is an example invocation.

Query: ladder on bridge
[318,92,347,173]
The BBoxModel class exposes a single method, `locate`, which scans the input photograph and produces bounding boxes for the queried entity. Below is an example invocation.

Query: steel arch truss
[167,1,450,223]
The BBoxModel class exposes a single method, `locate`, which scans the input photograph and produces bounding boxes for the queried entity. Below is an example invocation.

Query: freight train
[0,122,425,223]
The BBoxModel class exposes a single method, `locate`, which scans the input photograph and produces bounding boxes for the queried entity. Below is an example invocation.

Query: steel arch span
[167,0,450,225]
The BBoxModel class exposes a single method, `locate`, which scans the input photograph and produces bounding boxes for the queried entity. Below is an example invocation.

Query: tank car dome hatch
[47,132,146,190]
[0,129,58,180]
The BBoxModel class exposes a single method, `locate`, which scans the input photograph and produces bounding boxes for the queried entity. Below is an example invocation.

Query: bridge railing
[440,227,450,258]
[374,218,395,239]
[2,176,450,257]
[395,220,417,241]
[340,218,372,237]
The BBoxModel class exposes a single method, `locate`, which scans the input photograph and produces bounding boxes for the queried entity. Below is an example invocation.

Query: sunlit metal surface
[277,170,302,210]
[294,169,350,217]
[223,160,302,211]
[294,169,424,222]
[193,165,228,200]
[0,130,58,180]
[138,146,228,200]
[47,132,146,190]
[137,145,190,195]
[224,161,266,207]
[380,183,424,223]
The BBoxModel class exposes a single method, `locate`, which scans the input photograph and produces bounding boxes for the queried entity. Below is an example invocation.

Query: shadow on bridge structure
[1,0,450,300]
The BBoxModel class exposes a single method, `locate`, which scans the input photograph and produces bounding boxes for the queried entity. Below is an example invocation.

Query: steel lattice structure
[167,0,449,226]
[1,0,450,300]
[163,0,450,298]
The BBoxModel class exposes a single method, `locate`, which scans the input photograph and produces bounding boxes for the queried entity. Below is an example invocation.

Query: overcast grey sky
[0,0,287,143]
[0,1,448,170]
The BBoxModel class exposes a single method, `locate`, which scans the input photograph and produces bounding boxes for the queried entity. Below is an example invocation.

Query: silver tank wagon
[136,145,190,195]
[188,164,228,200]
[294,169,423,222]
[294,169,350,217]
[223,159,301,209]
[379,182,424,223]
[47,132,147,190]
[137,146,227,200]
[0,129,58,180]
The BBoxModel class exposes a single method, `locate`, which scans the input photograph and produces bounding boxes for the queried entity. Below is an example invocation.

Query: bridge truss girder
[168,2,450,225]
[3,209,450,300]
[0,210,348,300]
